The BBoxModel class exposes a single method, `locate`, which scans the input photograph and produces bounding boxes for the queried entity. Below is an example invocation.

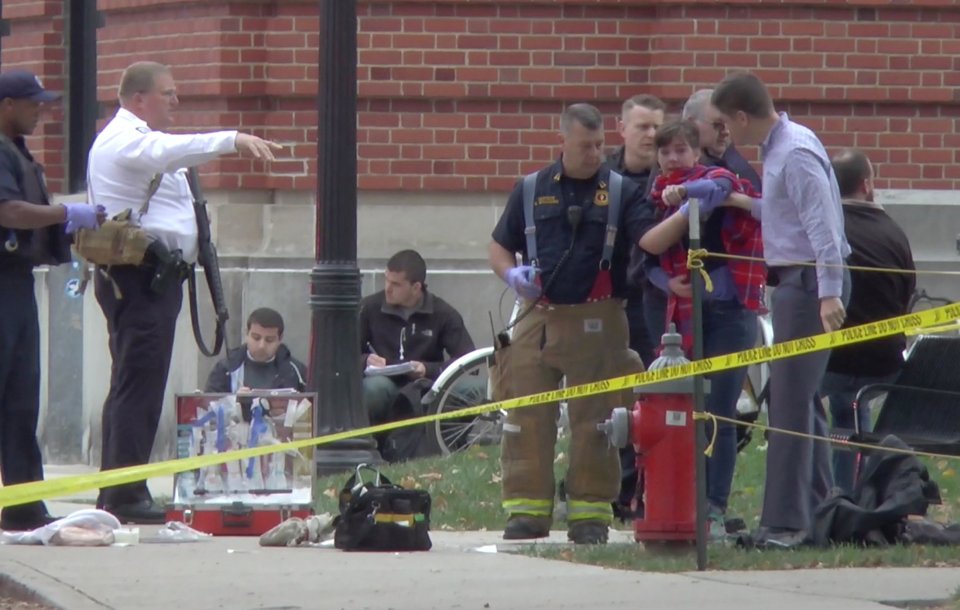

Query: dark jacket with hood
[204,344,307,393]
[359,289,475,381]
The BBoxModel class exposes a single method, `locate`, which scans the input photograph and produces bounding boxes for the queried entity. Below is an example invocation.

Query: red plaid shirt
[650,165,765,351]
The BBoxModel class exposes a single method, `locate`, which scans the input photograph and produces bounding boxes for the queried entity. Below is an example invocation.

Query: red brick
[784,55,823,69]
[10,0,957,194]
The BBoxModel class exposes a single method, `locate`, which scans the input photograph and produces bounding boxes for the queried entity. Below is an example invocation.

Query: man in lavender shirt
[712,72,851,546]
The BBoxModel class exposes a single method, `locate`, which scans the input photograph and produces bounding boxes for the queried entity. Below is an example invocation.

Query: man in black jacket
[360,249,476,427]
[822,149,915,492]
[606,93,666,366]
[605,94,664,523]
[205,308,306,393]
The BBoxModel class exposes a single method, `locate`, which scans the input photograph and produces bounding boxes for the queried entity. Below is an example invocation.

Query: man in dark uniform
[88,61,281,523]
[489,103,654,544]
[0,70,104,530]
[606,93,665,366]
[604,94,664,523]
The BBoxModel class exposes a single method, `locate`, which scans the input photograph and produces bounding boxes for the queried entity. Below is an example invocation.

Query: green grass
[312,419,960,572]
[522,541,960,572]
[313,445,516,530]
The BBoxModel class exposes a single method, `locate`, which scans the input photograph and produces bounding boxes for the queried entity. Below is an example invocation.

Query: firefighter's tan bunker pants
[495,298,644,523]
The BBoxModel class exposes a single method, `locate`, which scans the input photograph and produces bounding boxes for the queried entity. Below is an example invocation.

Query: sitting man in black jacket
[205,308,307,393]
[360,250,477,432]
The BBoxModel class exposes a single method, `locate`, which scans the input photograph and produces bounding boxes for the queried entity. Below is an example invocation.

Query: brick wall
[95,0,312,191]
[1,0,67,189]
[354,0,960,191]
[2,0,959,194]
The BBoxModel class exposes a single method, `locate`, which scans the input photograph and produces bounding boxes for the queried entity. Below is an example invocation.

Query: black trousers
[618,281,666,512]
[0,269,48,521]
[95,265,182,508]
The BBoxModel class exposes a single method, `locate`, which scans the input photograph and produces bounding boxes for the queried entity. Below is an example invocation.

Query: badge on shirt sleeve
[584,319,603,333]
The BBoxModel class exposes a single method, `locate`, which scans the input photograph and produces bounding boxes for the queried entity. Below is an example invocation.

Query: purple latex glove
[680,179,728,217]
[64,203,105,234]
[506,265,541,300]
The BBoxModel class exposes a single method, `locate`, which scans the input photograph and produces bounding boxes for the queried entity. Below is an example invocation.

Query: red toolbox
[166,391,316,536]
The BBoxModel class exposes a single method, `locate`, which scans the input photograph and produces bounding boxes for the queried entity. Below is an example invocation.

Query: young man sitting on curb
[205,307,306,393]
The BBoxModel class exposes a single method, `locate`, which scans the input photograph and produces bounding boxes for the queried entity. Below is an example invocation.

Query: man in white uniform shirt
[88,61,281,523]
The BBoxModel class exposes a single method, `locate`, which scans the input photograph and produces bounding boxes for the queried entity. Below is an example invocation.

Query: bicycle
[422,296,775,455]
[419,299,521,456]
[908,288,954,314]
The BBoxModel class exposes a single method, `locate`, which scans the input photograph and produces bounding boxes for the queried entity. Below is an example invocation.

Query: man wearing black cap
[0,69,105,531]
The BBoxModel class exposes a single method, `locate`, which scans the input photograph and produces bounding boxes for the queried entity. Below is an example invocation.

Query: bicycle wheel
[428,353,502,455]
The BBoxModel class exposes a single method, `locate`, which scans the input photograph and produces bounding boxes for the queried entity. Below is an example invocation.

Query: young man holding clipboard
[359,250,477,443]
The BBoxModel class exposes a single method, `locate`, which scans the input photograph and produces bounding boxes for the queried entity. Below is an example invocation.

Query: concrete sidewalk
[0,467,957,610]
[1,515,959,609]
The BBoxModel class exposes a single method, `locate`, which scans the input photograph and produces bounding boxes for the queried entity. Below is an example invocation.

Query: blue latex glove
[680,179,728,217]
[64,203,105,234]
[506,265,541,300]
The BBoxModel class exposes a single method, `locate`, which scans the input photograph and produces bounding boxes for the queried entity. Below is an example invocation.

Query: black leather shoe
[105,500,166,525]
[0,512,59,531]
[502,515,551,540]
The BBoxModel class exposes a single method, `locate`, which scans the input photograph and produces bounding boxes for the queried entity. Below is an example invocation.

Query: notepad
[364,362,417,377]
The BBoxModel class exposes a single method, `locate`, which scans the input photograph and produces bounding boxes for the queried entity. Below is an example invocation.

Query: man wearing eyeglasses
[682,89,761,192]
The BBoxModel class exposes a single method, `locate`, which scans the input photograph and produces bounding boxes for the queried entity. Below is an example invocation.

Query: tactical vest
[0,134,70,267]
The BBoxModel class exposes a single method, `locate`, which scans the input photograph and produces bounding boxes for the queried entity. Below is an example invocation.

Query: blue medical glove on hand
[680,179,727,217]
[63,203,104,234]
[505,265,541,300]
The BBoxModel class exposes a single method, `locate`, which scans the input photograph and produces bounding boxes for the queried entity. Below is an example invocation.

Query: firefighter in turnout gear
[488,103,655,544]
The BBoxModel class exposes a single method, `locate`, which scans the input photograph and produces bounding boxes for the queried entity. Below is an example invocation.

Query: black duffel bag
[333,464,432,551]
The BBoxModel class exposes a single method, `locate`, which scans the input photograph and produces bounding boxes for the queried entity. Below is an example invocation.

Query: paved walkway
[2,525,959,610]
[0,466,957,609]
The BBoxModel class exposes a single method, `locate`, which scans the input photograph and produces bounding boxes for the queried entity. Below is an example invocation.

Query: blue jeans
[362,375,401,425]
[820,370,898,493]
[702,299,758,512]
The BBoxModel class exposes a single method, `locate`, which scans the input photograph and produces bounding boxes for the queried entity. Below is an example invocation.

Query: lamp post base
[314,438,382,479]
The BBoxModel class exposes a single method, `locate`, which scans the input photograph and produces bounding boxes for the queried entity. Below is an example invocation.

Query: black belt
[766,264,808,287]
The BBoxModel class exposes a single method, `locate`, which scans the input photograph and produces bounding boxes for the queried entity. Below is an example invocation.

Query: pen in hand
[365,342,386,367]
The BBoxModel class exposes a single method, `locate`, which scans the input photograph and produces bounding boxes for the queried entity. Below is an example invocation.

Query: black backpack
[378,379,439,463]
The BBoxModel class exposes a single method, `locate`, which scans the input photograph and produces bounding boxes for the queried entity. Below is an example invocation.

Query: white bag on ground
[0,509,120,546]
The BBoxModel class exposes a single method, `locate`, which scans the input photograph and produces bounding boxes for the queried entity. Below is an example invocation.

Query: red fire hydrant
[599,325,705,542]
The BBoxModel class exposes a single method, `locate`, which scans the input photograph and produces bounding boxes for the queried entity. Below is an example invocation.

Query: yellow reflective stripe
[567,500,613,523]
[373,513,425,525]
[502,498,552,516]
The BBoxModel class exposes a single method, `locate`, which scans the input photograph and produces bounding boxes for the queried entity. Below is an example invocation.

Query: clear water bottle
[177,470,196,500]
[649,323,690,370]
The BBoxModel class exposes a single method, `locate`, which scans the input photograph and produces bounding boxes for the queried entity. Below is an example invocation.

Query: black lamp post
[309,0,381,477]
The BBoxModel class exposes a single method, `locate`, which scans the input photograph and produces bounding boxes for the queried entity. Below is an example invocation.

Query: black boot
[567,520,609,544]
[502,515,551,540]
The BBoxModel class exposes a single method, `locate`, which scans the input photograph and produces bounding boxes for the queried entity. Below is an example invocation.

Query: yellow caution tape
[693,248,960,278]
[694,412,960,462]
[905,321,960,336]
[0,303,957,508]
